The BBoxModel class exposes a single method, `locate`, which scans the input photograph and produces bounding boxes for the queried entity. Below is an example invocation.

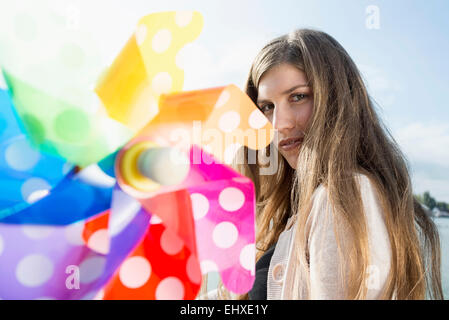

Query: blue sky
[1,0,448,201]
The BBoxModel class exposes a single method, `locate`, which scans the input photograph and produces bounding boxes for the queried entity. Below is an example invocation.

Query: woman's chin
[281,151,300,169]
[285,157,298,169]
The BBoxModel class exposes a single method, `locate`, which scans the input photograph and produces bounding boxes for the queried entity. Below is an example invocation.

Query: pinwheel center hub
[119,141,190,192]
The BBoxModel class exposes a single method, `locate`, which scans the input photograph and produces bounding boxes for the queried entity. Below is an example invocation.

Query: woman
[200,28,442,300]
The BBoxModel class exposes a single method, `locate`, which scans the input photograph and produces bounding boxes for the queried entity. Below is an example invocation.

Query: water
[435,217,449,299]
[206,217,449,299]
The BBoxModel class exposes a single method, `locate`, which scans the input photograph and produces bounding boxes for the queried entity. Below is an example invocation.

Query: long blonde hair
[202,28,442,300]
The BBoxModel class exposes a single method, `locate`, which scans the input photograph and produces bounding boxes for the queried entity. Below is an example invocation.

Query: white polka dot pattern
[22,225,54,239]
[212,221,238,249]
[151,72,172,94]
[5,139,41,171]
[20,178,51,204]
[218,111,240,133]
[87,229,110,254]
[119,256,152,289]
[16,254,54,287]
[200,260,218,274]
[155,277,185,300]
[175,11,193,27]
[186,254,201,284]
[190,193,209,220]
[214,89,230,109]
[152,29,172,53]
[189,174,256,294]
[249,109,268,129]
[160,229,183,255]
[218,187,245,212]
[239,244,256,274]
[135,24,147,45]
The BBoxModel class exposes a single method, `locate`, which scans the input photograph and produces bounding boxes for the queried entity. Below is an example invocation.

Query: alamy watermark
[161,121,281,176]
[65,265,80,290]
[365,5,380,30]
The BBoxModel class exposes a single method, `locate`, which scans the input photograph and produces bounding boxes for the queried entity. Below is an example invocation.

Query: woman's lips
[279,137,303,151]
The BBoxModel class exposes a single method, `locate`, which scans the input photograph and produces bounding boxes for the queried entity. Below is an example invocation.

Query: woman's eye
[291,93,307,102]
[260,104,274,114]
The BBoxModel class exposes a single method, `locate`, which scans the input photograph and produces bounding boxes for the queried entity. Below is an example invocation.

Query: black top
[248,243,277,300]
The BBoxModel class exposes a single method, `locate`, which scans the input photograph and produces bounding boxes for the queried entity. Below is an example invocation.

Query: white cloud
[394,122,449,202]
[395,122,449,168]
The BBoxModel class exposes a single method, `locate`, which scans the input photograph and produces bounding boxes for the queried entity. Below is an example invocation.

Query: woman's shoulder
[353,171,379,192]
[308,171,385,226]
[352,171,385,215]
[305,171,390,249]
[311,171,381,204]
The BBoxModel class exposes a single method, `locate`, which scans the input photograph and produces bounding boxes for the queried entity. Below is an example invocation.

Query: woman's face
[257,63,314,169]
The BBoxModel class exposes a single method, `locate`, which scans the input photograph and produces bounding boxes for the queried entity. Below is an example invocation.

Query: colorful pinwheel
[0,9,274,300]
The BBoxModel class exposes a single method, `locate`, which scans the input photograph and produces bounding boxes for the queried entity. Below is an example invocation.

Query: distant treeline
[415,191,449,211]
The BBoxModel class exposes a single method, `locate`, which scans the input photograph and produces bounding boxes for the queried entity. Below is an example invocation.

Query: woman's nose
[272,102,296,131]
